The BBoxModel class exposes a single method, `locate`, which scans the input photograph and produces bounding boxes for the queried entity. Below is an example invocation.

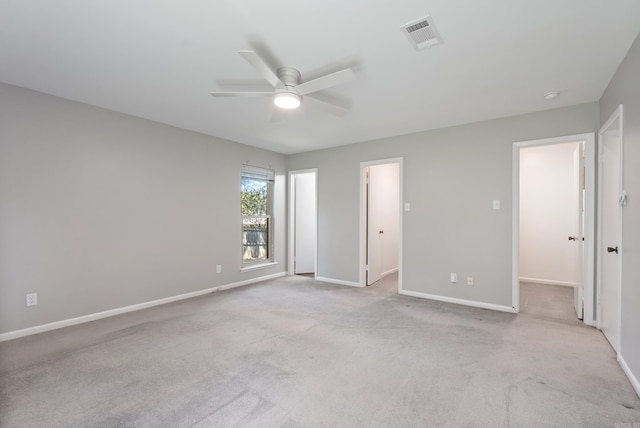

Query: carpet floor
[1,274,639,427]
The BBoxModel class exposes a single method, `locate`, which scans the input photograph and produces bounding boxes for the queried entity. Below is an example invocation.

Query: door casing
[572,144,585,318]
[359,158,403,289]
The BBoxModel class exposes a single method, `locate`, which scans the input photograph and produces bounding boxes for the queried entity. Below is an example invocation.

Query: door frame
[359,158,403,289]
[596,104,624,350]
[512,133,596,324]
[288,169,318,277]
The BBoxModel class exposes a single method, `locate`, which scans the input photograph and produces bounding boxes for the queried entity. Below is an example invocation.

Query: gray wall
[600,32,640,391]
[287,103,599,307]
[0,83,286,334]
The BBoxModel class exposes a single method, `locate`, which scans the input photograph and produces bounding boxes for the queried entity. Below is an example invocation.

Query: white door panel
[598,107,623,352]
[367,167,382,285]
[294,173,316,274]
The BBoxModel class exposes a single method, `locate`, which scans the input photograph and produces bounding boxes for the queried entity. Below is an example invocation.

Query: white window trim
[240,261,278,272]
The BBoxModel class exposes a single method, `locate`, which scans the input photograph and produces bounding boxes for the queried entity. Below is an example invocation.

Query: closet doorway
[512,134,595,324]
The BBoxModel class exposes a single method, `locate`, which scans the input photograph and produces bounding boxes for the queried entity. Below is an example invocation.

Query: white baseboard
[315,270,396,288]
[618,354,640,398]
[399,289,517,314]
[381,267,399,278]
[315,276,362,288]
[519,277,577,287]
[0,272,286,342]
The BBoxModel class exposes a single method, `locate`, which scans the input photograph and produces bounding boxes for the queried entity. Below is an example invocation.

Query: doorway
[288,169,317,277]
[512,134,595,325]
[597,105,624,352]
[519,142,583,320]
[359,158,403,288]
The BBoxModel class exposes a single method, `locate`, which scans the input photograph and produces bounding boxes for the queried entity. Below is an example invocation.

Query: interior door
[572,144,585,319]
[367,167,383,285]
[294,173,316,274]
[598,112,622,352]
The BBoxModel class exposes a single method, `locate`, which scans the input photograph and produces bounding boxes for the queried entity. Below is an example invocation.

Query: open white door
[597,106,623,352]
[366,167,383,285]
[572,144,585,319]
[288,169,317,277]
[294,173,316,274]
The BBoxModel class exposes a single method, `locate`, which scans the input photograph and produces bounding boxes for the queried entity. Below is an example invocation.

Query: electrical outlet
[450,273,457,283]
[26,293,38,307]
[216,265,222,274]
[467,277,474,286]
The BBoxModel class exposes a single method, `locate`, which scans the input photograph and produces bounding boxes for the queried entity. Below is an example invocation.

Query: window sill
[240,261,278,272]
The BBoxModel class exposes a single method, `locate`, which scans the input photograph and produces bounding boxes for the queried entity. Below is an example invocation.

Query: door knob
[568,236,577,241]
[379,230,384,234]
[607,246,619,254]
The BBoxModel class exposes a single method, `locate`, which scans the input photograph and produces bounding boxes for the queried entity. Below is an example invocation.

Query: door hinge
[365,265,369,271]
[619,190,627,206]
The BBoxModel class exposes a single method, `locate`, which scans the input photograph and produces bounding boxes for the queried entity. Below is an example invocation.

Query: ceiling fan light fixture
[274,91,301,109]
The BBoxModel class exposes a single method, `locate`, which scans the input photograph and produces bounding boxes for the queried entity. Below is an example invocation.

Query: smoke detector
[401,15,443,50]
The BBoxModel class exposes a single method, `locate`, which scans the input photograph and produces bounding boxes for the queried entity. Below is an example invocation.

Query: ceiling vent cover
[401,15,443,50]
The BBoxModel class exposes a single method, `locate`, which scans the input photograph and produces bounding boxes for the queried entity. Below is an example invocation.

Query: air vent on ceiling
[401,15,443,50]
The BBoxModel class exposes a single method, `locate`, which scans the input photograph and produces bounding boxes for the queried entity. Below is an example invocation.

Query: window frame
[240,165,275,268]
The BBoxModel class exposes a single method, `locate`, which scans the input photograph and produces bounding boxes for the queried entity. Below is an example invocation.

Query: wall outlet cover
[26,293,38,306]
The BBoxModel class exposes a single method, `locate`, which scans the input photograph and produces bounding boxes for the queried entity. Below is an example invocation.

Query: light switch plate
[492,200,500,210]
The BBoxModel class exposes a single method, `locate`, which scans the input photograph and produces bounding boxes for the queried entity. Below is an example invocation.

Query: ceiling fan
[209,50,356,117]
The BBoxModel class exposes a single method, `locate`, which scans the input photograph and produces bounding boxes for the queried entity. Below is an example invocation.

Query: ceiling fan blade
[304,95,348,116]
[296,68,356,95]
[238,50,283,88]
[209,92,273,97]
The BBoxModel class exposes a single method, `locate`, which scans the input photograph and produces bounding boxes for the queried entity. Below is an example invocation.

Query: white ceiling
[1,1,639,155]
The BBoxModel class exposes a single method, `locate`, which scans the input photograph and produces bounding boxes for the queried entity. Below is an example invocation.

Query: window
[241,165,274,266]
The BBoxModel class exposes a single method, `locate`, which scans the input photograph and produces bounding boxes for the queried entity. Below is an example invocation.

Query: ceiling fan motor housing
[274,67,302,109]
[276,67,301,87]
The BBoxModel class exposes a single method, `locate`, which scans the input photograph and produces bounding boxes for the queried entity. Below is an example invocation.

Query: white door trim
[288,169,318,277]
[359,158,403,290]
[512,133,596,324]
[596,104,624,351]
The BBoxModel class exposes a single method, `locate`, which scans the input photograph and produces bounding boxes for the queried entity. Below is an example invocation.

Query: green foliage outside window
[241,178,267,215]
